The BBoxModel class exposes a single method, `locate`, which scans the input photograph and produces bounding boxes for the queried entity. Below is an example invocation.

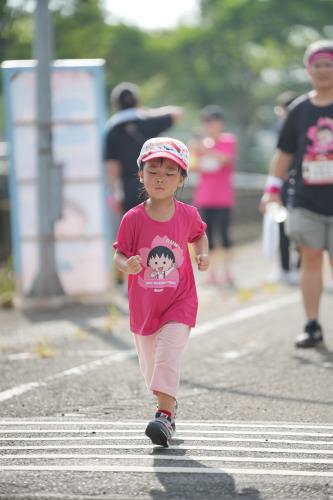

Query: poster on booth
[2,60,110,296]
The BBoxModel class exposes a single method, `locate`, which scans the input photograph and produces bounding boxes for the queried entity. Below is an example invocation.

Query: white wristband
[266,175,283,189]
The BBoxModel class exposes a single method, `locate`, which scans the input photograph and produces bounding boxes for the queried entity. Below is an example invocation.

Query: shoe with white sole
[295,320,323,348]
[145,411,173,447]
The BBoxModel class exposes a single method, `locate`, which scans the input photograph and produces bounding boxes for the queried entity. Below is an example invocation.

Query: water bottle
[262,203,288,259]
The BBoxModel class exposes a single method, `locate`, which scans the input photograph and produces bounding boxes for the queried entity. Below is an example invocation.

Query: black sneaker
[295,320,323,348]
[145,411,173,447]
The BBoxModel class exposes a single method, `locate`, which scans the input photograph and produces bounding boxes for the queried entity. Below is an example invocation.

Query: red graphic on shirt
[138,235,184,290]
[303,117,333,184]
[307,117,333,155]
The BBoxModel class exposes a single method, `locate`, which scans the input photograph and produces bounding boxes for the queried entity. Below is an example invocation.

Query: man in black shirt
[104,82,182,215]
[261,40,333,348]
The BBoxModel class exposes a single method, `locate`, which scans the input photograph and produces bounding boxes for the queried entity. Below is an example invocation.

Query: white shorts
[133,322,190,399]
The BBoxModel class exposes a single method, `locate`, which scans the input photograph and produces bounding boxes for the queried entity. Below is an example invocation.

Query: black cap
[200,104,225,121]
[110,82,139,110]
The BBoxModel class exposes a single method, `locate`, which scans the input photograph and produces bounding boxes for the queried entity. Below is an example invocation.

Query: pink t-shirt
[113,200,206,335]
[193,133,237,208]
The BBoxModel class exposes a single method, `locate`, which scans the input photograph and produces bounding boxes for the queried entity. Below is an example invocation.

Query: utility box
[2,59,110,298]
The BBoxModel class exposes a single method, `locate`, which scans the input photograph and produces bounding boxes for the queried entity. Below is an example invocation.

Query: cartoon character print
[306,117,333,155]
[302,117,333,184]
[147,246,176,279]
[138,235,184,291]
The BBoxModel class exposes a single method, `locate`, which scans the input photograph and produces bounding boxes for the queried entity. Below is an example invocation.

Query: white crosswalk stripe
[0,418,333,478]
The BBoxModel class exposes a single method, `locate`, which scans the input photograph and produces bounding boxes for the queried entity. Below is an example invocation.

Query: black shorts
[200,207,232,250]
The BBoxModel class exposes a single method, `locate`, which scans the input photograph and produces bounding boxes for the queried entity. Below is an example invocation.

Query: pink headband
[307,51,333,67]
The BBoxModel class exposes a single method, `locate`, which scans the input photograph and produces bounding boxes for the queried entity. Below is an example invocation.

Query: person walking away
[113,137,209,447]
[190,105,237,286]
[104,82,182,216]
[260,40,333,348]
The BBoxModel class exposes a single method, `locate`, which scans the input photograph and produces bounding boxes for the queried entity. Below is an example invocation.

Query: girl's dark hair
[201,104,225,122]
[147,246,175,266]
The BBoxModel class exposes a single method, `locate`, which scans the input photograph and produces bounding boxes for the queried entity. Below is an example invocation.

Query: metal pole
[29,0,63,297]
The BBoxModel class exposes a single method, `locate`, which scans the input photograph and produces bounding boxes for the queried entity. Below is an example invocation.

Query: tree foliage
[1,0,333,169]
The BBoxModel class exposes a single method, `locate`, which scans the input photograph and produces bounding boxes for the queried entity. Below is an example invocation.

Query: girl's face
[140,158,184,199]
[148,254,174,273]
[203,118,224,139]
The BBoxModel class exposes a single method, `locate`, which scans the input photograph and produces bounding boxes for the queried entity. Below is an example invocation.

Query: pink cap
[137,137,190,172]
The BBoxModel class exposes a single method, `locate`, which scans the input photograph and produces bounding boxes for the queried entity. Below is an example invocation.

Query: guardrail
[0,139,266,260]
[187,171,266,190]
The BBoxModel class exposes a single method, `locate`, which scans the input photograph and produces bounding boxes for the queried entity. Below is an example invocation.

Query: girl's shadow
[149,438,262,499]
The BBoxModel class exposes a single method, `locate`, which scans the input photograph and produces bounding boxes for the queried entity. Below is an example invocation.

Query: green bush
[0,259,14,296]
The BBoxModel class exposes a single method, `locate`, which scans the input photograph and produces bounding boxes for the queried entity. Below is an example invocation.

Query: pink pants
[133,322,190,399]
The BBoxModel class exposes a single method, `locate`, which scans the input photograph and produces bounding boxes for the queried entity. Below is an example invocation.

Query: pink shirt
[113,200,206,335]
[193,133,237,208]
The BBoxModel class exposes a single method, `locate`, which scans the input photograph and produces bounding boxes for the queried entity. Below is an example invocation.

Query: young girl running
[113,137,209,447]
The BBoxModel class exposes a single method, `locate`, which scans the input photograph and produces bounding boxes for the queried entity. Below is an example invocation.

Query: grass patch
[0,258,15,307]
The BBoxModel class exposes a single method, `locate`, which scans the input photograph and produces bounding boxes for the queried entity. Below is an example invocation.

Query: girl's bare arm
[114,250,142,275]
[192,233,210,271]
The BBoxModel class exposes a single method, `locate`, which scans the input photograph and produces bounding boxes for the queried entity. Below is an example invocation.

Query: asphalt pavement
[0,240,333,499]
